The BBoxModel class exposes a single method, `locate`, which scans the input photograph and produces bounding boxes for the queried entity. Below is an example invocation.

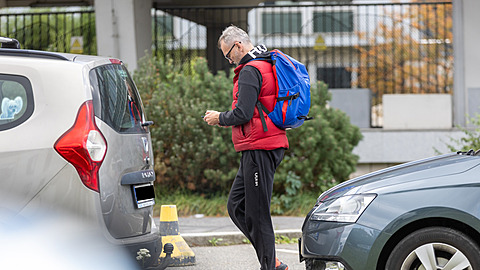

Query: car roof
[0,48,120,66]
[0,37,119,66]
[0,48,70,60]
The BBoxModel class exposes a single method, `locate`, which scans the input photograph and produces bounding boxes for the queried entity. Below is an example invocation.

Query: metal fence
[0,2,452,127]
[154,2,453,126]
[0,8,96,54]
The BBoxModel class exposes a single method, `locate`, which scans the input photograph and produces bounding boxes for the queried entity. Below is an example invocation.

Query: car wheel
[305,258,325,270]
[385,227,480,270]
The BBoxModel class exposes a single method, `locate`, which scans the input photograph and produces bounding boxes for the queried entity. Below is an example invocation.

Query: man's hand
[204,110,221,126]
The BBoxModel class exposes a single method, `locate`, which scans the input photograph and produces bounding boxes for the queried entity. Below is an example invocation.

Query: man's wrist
[218,112,225,126]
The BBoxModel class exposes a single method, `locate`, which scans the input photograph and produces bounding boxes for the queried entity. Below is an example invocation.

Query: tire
[305,258,325,270]
[385,227,480,270]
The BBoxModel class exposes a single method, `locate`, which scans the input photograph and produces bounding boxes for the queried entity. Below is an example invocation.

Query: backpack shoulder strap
[256,102,270,132]
[246,57,273,132]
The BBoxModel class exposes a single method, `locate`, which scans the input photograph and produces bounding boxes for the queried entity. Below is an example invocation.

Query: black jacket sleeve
[219,65,262,126]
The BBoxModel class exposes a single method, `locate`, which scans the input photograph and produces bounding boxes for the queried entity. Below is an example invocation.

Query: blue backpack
[253,49,312,131]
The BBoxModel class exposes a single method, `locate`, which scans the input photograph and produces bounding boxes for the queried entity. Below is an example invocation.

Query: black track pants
[227,148,285,270]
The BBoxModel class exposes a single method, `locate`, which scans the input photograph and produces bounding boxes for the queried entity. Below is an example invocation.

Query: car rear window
[89,64,146,133]
[0,74,34,131]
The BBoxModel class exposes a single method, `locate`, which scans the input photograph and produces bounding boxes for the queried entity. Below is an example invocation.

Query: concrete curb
[182,229,302,247]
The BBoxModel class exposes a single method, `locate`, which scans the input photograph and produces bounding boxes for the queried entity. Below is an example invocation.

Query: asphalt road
[170,243,304,270]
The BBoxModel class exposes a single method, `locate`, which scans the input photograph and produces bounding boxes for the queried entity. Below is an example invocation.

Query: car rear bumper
[122,232,163,269]
[300,219,381,270]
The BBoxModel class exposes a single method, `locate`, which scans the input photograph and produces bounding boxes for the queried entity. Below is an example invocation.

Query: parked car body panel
[87,61,155,239]
[0,47,160,268]
[0,57,87,213]
[317,153,480,202]
[301,221,381,269]
[97,121,155,239]
[301,153,480,269]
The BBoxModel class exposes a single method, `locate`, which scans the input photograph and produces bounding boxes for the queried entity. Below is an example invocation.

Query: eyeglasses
[224,42,240,62]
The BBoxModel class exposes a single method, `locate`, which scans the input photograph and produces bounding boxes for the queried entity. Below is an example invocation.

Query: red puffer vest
[231,60,289,152]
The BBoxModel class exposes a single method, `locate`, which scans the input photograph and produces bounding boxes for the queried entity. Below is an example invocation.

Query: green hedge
[134,55,362,197]
[443,114,480,153]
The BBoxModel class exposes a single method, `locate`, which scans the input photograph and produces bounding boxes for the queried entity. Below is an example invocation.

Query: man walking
[203,25,289,270]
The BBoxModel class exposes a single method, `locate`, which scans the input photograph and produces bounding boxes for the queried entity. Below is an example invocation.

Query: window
[313,11,353,33]
[317,67,351,88]
[262,12,302,34]
[89,64,145,133]
[0,74,34,131]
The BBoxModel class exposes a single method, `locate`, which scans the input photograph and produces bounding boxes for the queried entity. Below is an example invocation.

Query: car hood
[318,152,480,201]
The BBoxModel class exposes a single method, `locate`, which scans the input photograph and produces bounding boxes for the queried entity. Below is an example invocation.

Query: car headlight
[310,194,376,223]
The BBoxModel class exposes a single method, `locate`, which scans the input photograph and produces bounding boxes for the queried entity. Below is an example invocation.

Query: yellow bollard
[159,205,195,266]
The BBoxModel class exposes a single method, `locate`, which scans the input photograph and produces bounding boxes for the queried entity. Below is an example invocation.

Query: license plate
[132,183,155,209]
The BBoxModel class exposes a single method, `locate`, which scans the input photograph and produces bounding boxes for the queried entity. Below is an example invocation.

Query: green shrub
[134,55,238,193]
[134,55,362,198]
[443,114,480,152]
[275,81,363,195]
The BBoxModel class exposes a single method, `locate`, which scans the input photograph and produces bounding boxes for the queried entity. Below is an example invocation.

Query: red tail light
[54,100,107,192]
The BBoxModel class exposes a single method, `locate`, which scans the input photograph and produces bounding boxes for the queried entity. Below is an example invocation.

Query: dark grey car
[300,151,480,270]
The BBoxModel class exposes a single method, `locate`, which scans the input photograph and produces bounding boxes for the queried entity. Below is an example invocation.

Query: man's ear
[236,42,245,53]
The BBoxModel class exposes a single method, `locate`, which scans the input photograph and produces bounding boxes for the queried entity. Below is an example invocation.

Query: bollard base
[159,235,196,266]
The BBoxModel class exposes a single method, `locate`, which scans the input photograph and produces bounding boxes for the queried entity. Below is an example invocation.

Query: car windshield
[90,64,145,133]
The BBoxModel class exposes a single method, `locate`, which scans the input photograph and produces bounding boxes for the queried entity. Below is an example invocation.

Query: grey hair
[217,25,252,49]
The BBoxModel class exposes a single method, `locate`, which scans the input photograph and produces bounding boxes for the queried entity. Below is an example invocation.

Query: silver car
[0,38,161,268]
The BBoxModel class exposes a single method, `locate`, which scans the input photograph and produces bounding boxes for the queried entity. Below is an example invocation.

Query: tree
[352,1,453,104]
